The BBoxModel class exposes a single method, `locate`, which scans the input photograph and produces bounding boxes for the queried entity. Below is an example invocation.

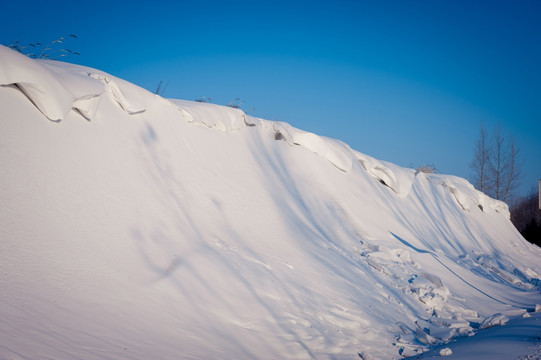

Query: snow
[1,44,541,359]
[410,312,541,359]
[440,347,453,356]
[0,45,74,121]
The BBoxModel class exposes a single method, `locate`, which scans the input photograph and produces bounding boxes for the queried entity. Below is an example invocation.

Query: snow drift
[1,45,541,359]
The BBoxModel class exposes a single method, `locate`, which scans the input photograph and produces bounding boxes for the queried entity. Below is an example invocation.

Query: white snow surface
[1,45,541,359]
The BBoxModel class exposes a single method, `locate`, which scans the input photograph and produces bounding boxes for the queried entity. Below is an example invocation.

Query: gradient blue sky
[3,0,540,198]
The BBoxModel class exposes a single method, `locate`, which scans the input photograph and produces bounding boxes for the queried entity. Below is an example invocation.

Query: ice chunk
[420,272,443,288]
[418,286,450,309]
[439,347,452,356]
[479,313,509,329]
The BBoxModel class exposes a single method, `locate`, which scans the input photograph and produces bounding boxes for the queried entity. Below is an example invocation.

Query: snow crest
[0,44,508,212]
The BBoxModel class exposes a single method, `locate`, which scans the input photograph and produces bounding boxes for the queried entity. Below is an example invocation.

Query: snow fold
[0,45,145,121]
[0,45,74,121]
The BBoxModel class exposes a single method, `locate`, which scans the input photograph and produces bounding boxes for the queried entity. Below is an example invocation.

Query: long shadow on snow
[248,130,427,341]
[132,123,317,359]
[390,232,522,309]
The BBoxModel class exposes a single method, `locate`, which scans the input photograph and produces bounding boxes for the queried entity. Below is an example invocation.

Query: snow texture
[1,46,541,360]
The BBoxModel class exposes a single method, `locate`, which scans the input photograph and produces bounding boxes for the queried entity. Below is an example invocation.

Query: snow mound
[1,47,541,360]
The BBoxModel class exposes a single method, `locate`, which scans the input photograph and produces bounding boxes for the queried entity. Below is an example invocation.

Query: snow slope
[1,45,541,359]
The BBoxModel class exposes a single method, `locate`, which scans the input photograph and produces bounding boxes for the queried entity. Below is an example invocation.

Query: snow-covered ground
[407,312,541,359]
[1,44,541,359]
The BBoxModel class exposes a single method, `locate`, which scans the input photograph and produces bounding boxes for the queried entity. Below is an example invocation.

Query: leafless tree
[490,124,506,200]
[470,125,492,194]
[502,135,520,202]
[470,124,521,203]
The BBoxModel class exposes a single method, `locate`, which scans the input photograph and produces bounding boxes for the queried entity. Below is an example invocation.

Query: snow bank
[0,45,510,212]
[1,46,540,360]
[0,44,492,214]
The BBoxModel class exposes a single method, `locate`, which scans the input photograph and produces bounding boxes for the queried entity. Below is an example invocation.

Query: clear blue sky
[3,0,540,198]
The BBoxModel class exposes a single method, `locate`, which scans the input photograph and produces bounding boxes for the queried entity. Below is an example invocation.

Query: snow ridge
[0,45,509,215]
[1,45,540,359]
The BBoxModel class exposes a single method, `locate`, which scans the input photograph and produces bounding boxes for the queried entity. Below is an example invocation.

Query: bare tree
[490,124,506,200]
[502,135,521,202]
[470,124,521,203]
[470,125,491,194]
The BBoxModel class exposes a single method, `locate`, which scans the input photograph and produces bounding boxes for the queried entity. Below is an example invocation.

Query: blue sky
[3,0,540,198]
